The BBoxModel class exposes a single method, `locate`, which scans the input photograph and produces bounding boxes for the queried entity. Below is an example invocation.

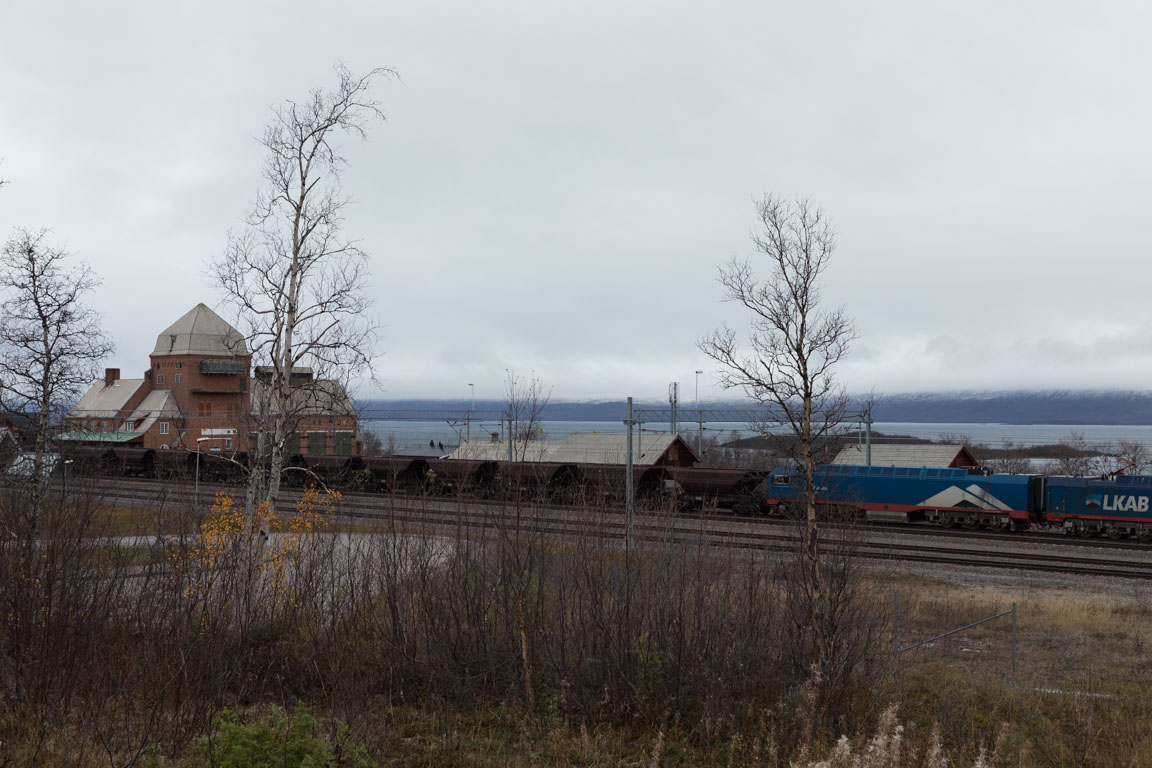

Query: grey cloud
[2,0,1151,400]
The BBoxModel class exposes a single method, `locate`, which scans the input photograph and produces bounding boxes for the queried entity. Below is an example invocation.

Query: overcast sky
[2,1,1150,404]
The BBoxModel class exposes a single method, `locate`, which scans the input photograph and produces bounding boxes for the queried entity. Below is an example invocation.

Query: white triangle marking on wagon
[918,484,1013,511]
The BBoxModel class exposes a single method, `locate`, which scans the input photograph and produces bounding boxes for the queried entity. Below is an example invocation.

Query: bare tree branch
[0,227,114,463]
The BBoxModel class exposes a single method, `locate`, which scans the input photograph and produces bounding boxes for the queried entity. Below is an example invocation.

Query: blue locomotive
[764,464,1152,538]
[1045,474,1152,539]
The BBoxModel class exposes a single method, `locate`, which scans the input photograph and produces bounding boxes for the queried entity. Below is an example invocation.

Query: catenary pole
[467,383,474,443]
[625,397,634,546]
[695,370,703,456]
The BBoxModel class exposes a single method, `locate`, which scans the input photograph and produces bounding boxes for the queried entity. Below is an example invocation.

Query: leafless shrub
[1106,440,1152,475]
[1049,432,1098,476]
[360,429,386,457]
[979,441,1036,474]
[1,468,895,763]
[690,432,785,470]
[1045,435,1152,477]
[774,505,885,734]
[505,370,552,462]
[16,474,1152,764]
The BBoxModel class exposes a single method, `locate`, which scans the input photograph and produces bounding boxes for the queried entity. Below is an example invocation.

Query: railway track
[696,510,1152,552]
[71,476,1152,581]
[79,475,1152,549]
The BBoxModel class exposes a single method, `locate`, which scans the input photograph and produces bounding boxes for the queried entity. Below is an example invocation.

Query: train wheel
[1078,526,1097,539]
[1138,531,1152,543]
[963,518,981,531]
[1106,528,1125,540]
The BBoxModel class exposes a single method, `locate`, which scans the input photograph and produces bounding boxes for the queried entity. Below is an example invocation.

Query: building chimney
[104,368,120,386]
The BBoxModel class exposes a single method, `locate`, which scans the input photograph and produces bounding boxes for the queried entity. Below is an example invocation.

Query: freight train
[61,445,768,510]
[61,445,1152,538]
[763,464,1152,539]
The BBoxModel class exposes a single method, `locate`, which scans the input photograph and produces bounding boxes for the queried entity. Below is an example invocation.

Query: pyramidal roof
[152,303,248,357]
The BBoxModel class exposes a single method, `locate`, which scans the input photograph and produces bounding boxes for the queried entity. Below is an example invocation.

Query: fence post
[1012,602,1017,675]
[776,581,782,648]
[893,588,899,656]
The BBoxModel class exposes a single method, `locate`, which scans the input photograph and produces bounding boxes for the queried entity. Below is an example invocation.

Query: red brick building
[62,304,361,455]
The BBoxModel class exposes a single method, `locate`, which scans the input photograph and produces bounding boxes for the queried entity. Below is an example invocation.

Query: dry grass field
[5,486,1152,767]
[333,576,1152,767]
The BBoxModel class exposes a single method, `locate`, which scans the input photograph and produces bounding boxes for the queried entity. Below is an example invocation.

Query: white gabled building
[449,433,699,467]
[832,443,978,470]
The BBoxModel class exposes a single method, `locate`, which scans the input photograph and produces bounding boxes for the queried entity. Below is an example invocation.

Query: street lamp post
[695,370,704,456]
[62,459,74,499]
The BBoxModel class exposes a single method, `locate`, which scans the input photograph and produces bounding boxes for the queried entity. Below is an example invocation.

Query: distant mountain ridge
[864,391,1152,425]
[359,391,1152,425]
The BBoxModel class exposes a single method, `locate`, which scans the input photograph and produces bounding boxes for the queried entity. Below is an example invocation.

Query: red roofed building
[63,304,360,455]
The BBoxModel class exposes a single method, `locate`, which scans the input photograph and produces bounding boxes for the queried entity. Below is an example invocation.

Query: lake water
[361,419,1152,451]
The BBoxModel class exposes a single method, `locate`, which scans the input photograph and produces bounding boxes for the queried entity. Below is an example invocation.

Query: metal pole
[695,370,703,457]
[1011,602,1017,675]
[776,580,782,648]
[865,401,873,466]
[506,412,513,462]
[625,397,634,547]
[467,383,474,443]
[893,588,899,656]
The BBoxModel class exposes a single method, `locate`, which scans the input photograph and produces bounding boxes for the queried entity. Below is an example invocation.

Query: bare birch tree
[212,64,391,527]
[0,228,113,610]
[698,195,855,685]
[505,370,552,463]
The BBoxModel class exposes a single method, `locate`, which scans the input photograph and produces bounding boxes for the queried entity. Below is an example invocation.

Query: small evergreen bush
[184,704,375,768]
